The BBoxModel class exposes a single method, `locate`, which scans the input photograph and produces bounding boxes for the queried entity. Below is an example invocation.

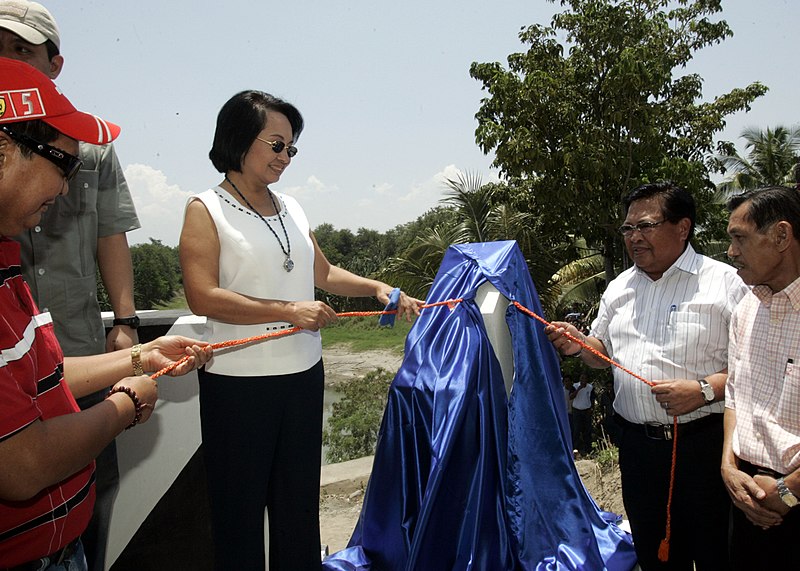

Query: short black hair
[623,181,696,240]
[727,186,800,243]
[209,90,304,174]
[5,119,60,159]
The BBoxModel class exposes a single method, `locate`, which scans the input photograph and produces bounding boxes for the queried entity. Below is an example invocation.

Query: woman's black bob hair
[209,90,304,174]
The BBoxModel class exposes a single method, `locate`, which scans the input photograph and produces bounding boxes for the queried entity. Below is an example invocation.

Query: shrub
[323,368,394,463]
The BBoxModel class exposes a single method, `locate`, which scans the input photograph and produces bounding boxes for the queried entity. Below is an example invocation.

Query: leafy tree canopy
[470,0,767,279]
[97,239,181,311]
[131,239,182,310]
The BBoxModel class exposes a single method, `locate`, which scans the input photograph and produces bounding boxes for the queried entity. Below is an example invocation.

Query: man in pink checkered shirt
[722,185,800,571]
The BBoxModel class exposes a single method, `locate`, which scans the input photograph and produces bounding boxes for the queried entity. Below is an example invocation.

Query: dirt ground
[319,460,624,554]
[322,345,403,387]
[317,346,625,554]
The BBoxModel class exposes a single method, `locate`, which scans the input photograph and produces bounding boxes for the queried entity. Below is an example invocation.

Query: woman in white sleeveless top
[179,91,421,571]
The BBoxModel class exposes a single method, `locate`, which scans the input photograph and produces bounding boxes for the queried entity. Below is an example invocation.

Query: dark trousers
[572,408,592,454]
[199,361,324,571]
[617,414,730,571]
[75,390,119,571]
[730,460,800,571]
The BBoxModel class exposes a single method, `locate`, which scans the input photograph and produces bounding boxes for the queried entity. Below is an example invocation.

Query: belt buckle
[644,422,672,440]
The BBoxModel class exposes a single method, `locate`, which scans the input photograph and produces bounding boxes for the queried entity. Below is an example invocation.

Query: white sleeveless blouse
[186,187,321,376]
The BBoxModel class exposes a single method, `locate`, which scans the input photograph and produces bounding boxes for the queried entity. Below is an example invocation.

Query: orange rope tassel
[658,415,679,561]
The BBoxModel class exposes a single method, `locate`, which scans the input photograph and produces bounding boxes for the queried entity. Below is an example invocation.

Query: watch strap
[113,315,140,329]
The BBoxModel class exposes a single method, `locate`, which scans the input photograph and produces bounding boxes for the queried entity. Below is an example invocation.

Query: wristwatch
[776,477,799,508]
[698,379,714,404]
[113,315,140,329]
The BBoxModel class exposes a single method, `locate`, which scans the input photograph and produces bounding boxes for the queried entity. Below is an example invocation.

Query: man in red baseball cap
[0,57,212,571]
[0,3,143,568]
[0,57,119,235]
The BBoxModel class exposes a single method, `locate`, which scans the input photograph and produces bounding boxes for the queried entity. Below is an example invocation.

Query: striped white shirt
[591,245,748,424]
[727,278,800,474]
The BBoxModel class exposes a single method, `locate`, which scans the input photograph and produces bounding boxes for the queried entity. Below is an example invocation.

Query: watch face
[701,383,714,403]
[777,478,798,507]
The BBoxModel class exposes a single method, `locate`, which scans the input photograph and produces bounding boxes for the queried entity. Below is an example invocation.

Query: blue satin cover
[323,241,637,570]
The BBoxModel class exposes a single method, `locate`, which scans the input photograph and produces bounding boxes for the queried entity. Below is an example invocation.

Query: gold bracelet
[131,344,144,375]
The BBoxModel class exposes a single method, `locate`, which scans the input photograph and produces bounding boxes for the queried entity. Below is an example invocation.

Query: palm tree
[550,237,606,320]
[716,125,800,192]
[380,223,465,300]
[381,172,566,313]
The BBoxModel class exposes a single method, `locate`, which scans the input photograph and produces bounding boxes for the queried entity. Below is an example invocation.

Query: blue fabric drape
[323,241,637,570]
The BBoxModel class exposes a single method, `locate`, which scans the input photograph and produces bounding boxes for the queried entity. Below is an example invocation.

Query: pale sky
[42,0,798,246]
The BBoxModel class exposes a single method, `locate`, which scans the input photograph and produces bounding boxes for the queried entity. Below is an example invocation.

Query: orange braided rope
[151,295,677,560]
[151,298,465,379]
[512,302,655,388]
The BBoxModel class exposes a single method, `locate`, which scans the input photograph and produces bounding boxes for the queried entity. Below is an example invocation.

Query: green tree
[130,239,181,309]
[313,223,353,267]
[96,239,182,311]
[381,221,464,300]
[470,0,767,283]
[716,125,800,192]
[323,368,395,463]
[313,224,391,312]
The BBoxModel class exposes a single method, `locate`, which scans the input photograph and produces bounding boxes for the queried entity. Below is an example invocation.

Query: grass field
[154,289,189,310]
[321,316,413,353]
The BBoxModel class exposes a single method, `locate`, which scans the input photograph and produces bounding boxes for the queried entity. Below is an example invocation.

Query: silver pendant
[283,257,294,272]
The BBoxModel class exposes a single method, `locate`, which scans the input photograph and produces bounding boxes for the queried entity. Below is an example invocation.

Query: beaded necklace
[224,176,294,272]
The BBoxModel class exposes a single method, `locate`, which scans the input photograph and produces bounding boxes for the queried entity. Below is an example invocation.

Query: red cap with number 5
[0,57,120,144]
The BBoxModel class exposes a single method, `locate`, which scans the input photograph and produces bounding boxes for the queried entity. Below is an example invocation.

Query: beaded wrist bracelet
[106,385,145,429]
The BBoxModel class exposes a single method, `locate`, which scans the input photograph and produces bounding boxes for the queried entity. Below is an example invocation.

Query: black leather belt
[739,459,785,478]
[613,412,722,441]
[4,537,79,571]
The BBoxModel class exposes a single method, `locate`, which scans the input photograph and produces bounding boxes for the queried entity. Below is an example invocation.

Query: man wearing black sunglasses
[0,123,83,180]
[0,3,142,569]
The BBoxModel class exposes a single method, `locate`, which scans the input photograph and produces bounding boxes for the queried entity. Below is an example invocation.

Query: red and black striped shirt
[0,238,95,568]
